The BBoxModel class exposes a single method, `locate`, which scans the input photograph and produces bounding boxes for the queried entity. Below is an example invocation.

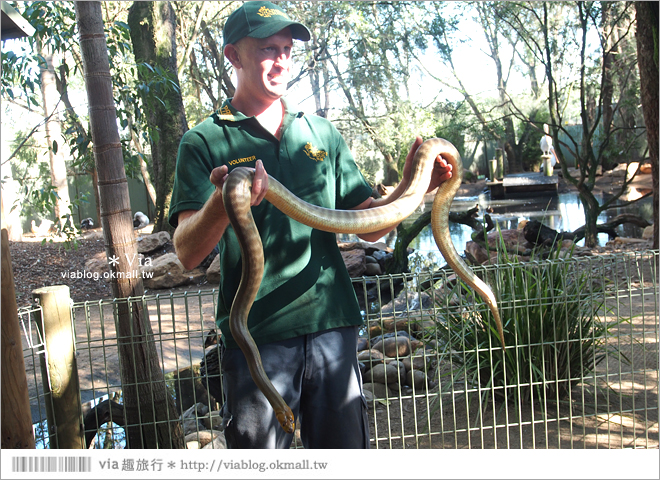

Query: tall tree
[503,2,641,247]
[317,1,435,185]
[74,1,183,449]
[128,1,188,233]
[635,1,659,249]
[37,40,72,230]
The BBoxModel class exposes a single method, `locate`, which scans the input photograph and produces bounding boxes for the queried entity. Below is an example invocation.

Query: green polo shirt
[169,99,373,349]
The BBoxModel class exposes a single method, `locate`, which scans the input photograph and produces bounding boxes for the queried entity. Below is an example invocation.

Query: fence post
[1,228,36,449]
[495,148,505,180]
[32,285,85,449]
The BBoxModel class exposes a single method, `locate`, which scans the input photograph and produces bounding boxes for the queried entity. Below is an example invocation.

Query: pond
[338,186,655,268]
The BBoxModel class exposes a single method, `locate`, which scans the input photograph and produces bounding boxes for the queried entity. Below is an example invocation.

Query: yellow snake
[222,137,504,434]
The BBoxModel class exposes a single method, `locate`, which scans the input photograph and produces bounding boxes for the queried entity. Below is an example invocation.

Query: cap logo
[257,6,288,19]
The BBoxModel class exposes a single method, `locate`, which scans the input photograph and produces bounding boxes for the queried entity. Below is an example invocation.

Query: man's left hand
[403,136,453,193]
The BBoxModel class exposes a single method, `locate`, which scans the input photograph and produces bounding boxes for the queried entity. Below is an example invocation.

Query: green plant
[430,243,626,411]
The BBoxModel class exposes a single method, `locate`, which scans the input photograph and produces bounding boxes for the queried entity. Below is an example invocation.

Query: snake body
[222,138,504,434]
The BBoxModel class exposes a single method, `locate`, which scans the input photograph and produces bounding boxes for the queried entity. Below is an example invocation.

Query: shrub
[429,245,625,409]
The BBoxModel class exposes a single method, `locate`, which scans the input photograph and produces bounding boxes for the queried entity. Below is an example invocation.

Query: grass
[428,242,628,412]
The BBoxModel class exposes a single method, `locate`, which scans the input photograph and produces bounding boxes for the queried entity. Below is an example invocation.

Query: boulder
[136,231,171,253]
[406,369,428,391]
[141,253,205,289]
[364,262,382,276]
[84,257,109,277]
[341,248,366,277]
[365,361,406,386]
[357,337,369,352]
[206,254,221,284]
[643,225,654,240]
[202,433,227,449]
[362,382,391,399]
[372,335,411,358]
[357,349,384,370]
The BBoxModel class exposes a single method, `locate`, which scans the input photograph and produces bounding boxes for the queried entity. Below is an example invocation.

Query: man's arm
[173,160,269,270]
[354,136,453,243]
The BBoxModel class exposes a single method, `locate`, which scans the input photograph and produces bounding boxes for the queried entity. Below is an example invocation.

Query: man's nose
[274,50,289,66]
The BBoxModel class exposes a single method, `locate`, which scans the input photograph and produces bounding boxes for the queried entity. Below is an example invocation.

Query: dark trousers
[218,326,370,449]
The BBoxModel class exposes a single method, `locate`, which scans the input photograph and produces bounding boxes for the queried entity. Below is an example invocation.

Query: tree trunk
[578,188,601,247]
[128,1,188,234]
[38,41,71,229]
[635,1,659,250]
[74,1,184,449]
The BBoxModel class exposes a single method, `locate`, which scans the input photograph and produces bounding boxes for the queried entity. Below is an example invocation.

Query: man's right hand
[210,159,268,207]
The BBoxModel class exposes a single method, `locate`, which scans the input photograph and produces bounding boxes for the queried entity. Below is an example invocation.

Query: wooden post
[495,148,505,180]
[32,285,85,449]
[1,225,36,448]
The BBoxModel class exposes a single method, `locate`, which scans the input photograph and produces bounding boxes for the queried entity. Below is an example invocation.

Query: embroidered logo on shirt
[228,155,256,166]
[218,105,235,122]
[258,6,288,19]
[304,142,327,162]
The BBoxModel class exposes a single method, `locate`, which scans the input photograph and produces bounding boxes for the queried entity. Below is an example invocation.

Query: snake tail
[430,152,506,349]
[223,172,296,434]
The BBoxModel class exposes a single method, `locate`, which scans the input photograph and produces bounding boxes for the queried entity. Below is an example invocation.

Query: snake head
[276,406,295,434]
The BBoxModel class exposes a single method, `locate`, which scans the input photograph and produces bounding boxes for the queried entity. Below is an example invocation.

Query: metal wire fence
[19,251,658,449]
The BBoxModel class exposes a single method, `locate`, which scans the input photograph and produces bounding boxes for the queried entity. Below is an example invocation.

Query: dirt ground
[9,169,658,449]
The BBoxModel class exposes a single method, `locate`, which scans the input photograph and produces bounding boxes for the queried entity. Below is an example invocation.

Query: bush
[430,245,625,409]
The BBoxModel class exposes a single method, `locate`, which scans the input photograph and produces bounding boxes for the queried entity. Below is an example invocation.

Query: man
[169,1,452,449]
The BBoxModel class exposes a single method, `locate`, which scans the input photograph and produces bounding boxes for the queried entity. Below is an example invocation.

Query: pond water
[338,186,654,268]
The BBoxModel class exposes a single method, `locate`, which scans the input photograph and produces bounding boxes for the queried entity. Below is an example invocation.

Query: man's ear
[224,44,242,69]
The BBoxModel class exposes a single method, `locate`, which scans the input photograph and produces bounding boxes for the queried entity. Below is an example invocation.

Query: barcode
[12,456,92,473]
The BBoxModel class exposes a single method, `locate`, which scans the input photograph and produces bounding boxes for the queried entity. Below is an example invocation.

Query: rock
[362,382,391,399]
[489,228,532,252]
[643,225,654,240]
[357,337,369,352]
[608,237,648,246]
[202,432,227,449]
[608,163,627,177]
[363,388,374,404]
[372,335,411,358]
[364,242,391,256]
[341,248,366,277]
[367,316,422,339]
[136,231,171,253]
[406,369,428,391]
[364,262,382,276]
[185,430,221,449]
[141,253,205,289]
[371,250,393,270]
[84,257,108,276]
[401,352,431,373]
[206,254,221,284]
[639,163,652,174]
[357,349,384,370]
[626,162,640,181]
[465,241,489,265]
[380,290,434,315]
[365,361,405,386]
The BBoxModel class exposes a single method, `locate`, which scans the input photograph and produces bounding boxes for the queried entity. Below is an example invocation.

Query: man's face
[234,28,293,101]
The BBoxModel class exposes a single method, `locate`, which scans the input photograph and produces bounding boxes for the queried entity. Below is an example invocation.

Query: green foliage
[429,244,626,411]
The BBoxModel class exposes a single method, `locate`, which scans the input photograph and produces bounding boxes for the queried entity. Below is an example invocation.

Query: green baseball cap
[223,1,311,47]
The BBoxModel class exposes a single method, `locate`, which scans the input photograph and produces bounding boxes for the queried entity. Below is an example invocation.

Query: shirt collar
[217,97,304,123]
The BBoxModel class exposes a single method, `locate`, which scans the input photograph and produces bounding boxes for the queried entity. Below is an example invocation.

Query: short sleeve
[168,129,218,228]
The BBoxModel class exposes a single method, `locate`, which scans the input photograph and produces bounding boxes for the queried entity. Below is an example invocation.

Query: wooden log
[1,226,35,449]
[32,285,85,449]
